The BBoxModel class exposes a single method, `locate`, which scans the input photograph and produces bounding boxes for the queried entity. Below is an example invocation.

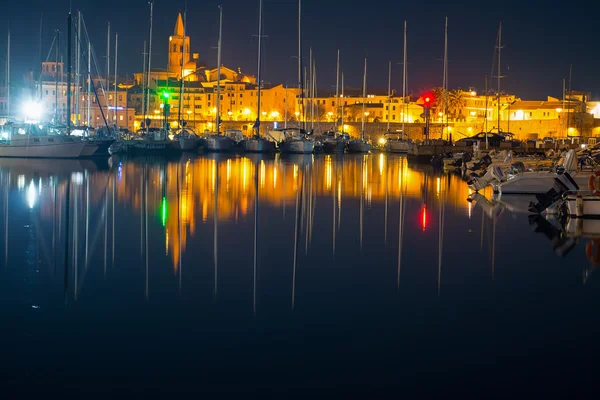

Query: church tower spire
[168,13,191,77]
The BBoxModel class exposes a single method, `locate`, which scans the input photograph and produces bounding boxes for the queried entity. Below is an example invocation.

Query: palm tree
[448,90,466,121]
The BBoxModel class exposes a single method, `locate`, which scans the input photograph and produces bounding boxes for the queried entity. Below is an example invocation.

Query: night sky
[1,0,598,100]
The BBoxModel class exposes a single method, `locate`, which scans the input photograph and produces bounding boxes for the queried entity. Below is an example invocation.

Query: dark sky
[1,0,597,100]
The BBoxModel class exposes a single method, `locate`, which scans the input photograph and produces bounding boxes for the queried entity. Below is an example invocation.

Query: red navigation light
[423,93,434,107]
[420,205,428,231]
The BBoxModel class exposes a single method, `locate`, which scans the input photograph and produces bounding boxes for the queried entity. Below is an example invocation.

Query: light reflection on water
[0,154,599,394]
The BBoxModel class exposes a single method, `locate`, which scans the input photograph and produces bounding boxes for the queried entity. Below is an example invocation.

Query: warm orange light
[420,205,428,231]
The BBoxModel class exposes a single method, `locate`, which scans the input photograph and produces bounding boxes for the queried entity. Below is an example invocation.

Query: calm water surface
[1,153,599,396]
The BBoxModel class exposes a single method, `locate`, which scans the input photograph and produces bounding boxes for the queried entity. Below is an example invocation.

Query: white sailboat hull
[280,139,314,154]
[243,138,276,152]
[204,135,235,152]
[348,140,371,153]
[0,137,88,158]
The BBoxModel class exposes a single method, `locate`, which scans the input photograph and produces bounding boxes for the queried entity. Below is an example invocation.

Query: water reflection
[0,153,596,307]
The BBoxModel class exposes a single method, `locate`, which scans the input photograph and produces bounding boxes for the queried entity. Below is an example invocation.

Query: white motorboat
[243,137,276,152]
[0,124,90,158]
[494,150,584,194]
[348,138,371,153]
[203,134,235,152]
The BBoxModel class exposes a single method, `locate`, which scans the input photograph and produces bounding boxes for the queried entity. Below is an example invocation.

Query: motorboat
[0,123,92,158]
[494,150,587,194]
[203,133,235,152]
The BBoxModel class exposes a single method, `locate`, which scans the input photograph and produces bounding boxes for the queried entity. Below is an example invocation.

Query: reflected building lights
[27,180,36,209]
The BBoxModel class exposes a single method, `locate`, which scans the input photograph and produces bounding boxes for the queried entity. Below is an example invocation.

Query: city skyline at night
[1,0,598,100]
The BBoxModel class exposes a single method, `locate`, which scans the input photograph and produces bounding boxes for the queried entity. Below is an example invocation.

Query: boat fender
[588,171,600,196]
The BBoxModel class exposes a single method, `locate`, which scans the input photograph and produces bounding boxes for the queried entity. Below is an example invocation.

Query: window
[173,44,177,52]
[119,115,124,121]
[195,105,201,109]
[48,138,54,142]
[385,106,388,111]
[45,90,49,95]
[240,94,243,98]
[33,138,40,143]
[220,95,223,100]
[392,115,396,120]
[208,94,211,100]
[530,112,533,117]
[232,101,236,105]
[392,106,396,111]
[332,101,335,106]
[118,95,122,101]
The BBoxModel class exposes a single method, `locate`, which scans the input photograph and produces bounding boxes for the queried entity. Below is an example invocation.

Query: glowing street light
[23,101,42,121]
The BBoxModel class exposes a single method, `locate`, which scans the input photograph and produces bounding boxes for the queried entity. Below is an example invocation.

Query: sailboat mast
[67,12,72,134]
[76,11,81,125]
[297,0,304,131]
[141,40,147,130]
[178,8,187,128]
[255,0,263,136]
[312,60,316,129]
[146,1,153,136]
[496,22,502,132]
[87,41,91,127]
[402,20,406,140]
[443,16,448,139]
[38,15,43,99]
[335,49,340,129]
[484,75,488,149]
[106,22,110,121]
[309,47,313,129]
[567,64,572,136]
[55,29,59,124]
[284,84,288,129]
[114,32,118,132]
[387,61,391,132]
[216,5,223,135]
[341,72,344,131]
[6,26,9,121]
[361,57,367,140]
[562,78,566,137]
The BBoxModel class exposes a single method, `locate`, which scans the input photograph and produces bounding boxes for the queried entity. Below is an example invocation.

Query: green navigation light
[161,196,167,226]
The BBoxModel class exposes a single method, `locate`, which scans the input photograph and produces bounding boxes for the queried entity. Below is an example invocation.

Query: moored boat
[203,134,235,152]
[348,138,371,153]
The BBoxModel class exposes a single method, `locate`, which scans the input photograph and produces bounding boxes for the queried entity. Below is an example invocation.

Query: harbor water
[0,153,599,396]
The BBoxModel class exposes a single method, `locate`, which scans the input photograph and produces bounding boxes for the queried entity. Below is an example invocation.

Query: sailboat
[348,58,371,153]
[322,50,347,153]
[204,6,234,152]
[243,0,276,153]
[280,0,314,155]
[385,21,411,153]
